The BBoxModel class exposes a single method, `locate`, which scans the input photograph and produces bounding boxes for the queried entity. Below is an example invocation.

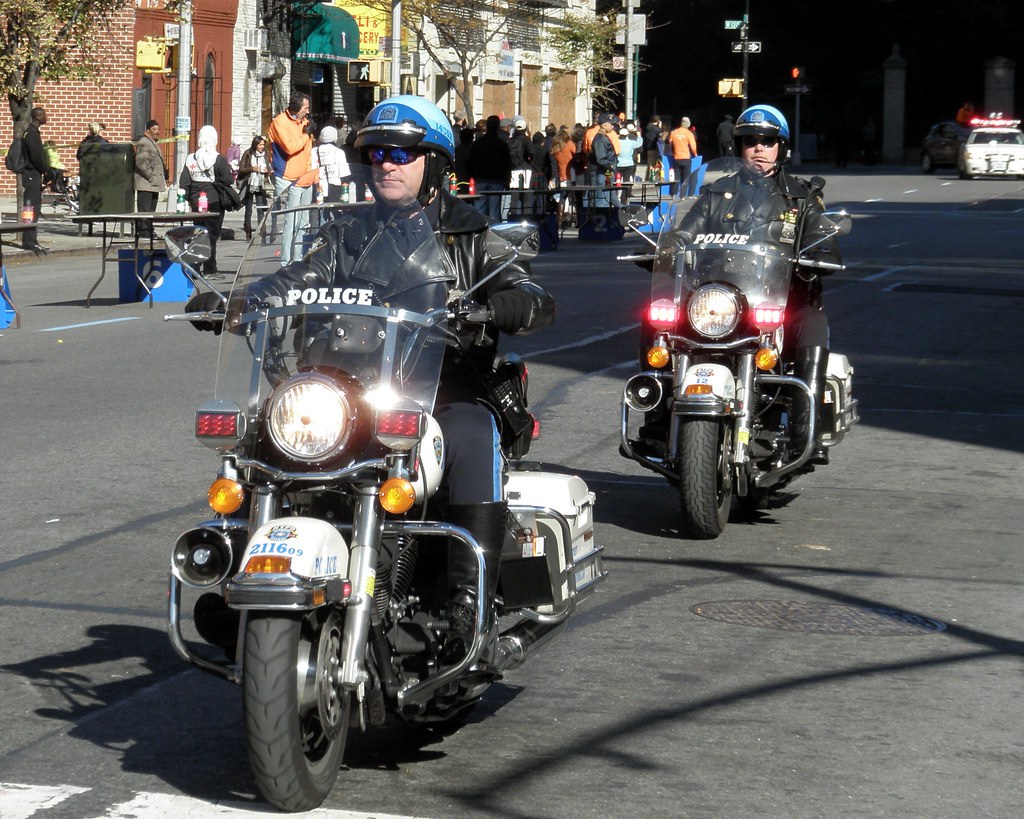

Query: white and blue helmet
[356,95,455,163]
[734,104,791,162]
[356,95,456,202]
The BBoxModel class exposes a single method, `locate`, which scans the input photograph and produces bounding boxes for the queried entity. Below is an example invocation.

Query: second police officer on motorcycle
[647,104,841,466]
[193,95,556,664]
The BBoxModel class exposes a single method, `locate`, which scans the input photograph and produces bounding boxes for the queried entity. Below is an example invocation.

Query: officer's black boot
[442,502,506,664]
[792,346,830,467]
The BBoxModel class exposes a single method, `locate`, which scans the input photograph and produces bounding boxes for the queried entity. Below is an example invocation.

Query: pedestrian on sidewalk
[268,90,316,265]
[238,135,272,242]
[179,124,234,278]
[466,115,512,223]
[311,125,351,202]
[134,119,168,240]
[76,121,107,161]
[716,114,735,157]
[19,107,50,253]
[616,123,643,202]
[669,115,698,198]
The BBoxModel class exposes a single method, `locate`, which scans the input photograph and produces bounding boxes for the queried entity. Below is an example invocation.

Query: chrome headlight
[688,285,740,338]
[266,374,357,461]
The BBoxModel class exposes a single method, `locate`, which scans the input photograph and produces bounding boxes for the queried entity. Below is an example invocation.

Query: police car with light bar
[958,116,1024,179]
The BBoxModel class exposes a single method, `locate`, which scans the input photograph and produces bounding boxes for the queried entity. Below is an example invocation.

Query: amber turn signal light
[379,478,416,513]
[755,347,779,371]
[244,556,291,574]
[208,478,244,514]
[646,345,670,369]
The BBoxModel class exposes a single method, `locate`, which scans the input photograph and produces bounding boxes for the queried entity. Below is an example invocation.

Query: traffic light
[347,61,370,83]
[791,66,805,81]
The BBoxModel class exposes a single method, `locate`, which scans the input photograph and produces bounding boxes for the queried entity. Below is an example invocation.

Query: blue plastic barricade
[1,265,15,329]
[578,208,625,242]
[530,211,559,251]
[118,249,193,303]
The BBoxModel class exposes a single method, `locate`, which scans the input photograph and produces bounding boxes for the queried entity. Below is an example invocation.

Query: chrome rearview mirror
[486,221,540,261]
[822,209,853,237]
[164,226,212,269]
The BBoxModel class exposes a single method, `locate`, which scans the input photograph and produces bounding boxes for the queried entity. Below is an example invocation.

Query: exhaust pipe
[492,616,569,672]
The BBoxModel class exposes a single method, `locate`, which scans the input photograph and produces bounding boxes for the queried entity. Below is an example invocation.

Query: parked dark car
[921,121,969,173]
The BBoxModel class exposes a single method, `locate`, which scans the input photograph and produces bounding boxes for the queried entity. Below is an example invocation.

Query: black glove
[186,291,226,334]
[489,288,533,334]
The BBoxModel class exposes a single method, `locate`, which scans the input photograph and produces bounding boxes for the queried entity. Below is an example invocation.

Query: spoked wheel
[678,418,733,539]
[243,610,350,812]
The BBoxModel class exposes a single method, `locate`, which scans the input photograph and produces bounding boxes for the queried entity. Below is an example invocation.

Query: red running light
[375,410,423,439]
[196,411,239,438]
[752,301,784,331]
[648,298,679,329]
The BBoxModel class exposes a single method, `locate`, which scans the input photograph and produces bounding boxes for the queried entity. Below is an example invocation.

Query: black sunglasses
[742,135,778,148]
[368,146,422,165]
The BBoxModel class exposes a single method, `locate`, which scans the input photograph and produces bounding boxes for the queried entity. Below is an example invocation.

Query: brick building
[1,1,237,199]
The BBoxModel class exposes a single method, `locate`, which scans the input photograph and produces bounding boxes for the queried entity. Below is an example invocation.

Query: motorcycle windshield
[651,157,794,313]
[212,194,453,419]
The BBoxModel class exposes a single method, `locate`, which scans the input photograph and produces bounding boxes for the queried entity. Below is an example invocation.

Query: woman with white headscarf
[310,125,351,202]
[179,124,235,278]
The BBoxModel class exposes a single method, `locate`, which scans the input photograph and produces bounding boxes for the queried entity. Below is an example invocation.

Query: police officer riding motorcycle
[620,105,859,537]
[170,96,604,811]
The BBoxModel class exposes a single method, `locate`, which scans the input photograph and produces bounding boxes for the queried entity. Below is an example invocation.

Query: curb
[3,245,103,265]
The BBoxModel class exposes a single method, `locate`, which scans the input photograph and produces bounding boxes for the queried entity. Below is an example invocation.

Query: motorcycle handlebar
[797,257,846,272]
[459,306,493,324]
[164,310,226,323]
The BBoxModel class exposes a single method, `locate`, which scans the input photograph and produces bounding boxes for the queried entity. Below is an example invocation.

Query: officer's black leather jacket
[246,190,555,399]
[676,167,841,305]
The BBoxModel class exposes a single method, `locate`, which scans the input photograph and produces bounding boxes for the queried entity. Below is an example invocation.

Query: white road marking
[526,323,639,358]
[0,783,88,819]
[0,783,432,819]
[862,266,908,281]
[38,318,140,332]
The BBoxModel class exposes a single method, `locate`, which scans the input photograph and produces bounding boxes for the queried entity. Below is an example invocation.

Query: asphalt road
[1,168,1022,818]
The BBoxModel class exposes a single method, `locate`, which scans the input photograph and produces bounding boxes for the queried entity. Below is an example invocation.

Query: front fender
[225,517,351,610]
[675,362,736,415]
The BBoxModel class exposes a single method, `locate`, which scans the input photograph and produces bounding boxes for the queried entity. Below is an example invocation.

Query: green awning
[293,2,361,64]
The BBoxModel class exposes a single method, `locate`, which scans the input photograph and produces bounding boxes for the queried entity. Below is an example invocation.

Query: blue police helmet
[734,104,790,140]
[734,104,791,162]
[355,95,455,163]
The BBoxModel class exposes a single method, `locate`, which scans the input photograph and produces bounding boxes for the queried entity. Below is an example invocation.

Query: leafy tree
[0,0,130,137]
[545,10,619,115]
[360,0,540,123]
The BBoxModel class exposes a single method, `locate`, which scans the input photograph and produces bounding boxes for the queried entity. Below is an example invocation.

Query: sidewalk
[0,195,250,266]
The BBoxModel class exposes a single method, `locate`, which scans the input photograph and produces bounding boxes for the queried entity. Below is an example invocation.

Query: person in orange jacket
[268,90,318,264]
[668,115,698,197]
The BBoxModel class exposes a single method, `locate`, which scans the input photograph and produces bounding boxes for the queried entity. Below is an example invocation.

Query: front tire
[678,419,733,539]
[243,611,350,812]
[921,152,935,174]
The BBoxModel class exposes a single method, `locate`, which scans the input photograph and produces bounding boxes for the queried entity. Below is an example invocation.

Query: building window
[204,53,216,126]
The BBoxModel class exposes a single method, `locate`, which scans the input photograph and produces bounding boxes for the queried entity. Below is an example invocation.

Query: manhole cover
[690,600,946,636]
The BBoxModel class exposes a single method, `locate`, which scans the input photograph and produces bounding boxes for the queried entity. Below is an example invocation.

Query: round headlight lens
[267,376,354,461]
[688,285,740,338]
